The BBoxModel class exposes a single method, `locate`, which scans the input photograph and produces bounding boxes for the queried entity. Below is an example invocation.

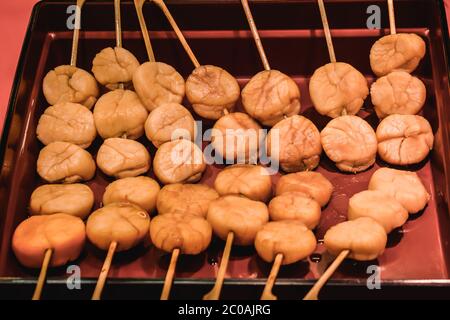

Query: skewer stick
[114,0,125,90]
[317,0,336,63]
[303,249,349,300]
[152,0,201,68]
[240,0,270,71]
[387,0,396,35]
[134,0,156,62]
[92,241,118,300]
[70,0,86,66]
[160,248,180,300]
[31,248,53,300]
[203,232,234,300]
[260,253,283,300]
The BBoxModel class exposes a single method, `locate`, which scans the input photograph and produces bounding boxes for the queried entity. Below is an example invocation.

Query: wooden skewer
[317,0,336,63]
[70,0,86,66]
[114,0,125,90]
[303,249,350,300]
[387,0,396,35]
[31,248,53,300]
[92,241,118,300]
[240,0,270,71]
[160,248,180,300]
[152,0,201,68]
[260,253,283,300]
[134,0,156,62]
[203,232,234,300]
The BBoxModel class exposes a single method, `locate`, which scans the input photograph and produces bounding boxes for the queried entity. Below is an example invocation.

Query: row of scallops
[13,164,430,270]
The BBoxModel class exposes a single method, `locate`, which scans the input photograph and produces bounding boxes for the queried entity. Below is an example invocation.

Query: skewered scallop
[30,184,94,219]
[376,114,433,165]
[86,202,150,252]
[321,115,377,173]
[309,62,369,118]
[268,192,321,229]
[12,213,86,268]
[368,167,430,213]
[92,47,140,90]
[153,139,206,184]
[255,220,316,265]
[43,65,99,109]
[156,183,219,218]
[186,65,240,120]
[93,89,148,140]
[266,115,322,172]
[37,102,96,148]
[213,164,272,202]
[37,141,96,183]
[324,217,387,261]
[242,70,301,126]
[150,213,212,254]
[370,33,426,77]
[370,71,426,119]
[207,195,269,246]
[276,171,333,207]
[103,176,160,213]
[211,112,263,163]
[96,138,150,178]
[132,62,185,112]
[144,103,196,148]
[348,190,408,233]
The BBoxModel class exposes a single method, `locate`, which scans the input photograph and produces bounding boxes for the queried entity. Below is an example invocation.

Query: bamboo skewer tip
[31,248,53,300]
[92,241,118,300]
[160,248,180,300]
[260,253,283,300]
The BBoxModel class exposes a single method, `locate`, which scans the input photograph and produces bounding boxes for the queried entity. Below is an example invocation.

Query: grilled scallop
[43,65,99,109]
[242,70,301,126]
[12,214,86,268]
[321,115,377,173]
[309,62,368,118]
[186,65,240,120]
[37,142,96,183]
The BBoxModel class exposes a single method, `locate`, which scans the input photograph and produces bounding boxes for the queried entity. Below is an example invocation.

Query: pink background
[0,1,449,134]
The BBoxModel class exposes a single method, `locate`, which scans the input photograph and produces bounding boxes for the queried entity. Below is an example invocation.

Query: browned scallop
[242,70,300,126]
[370,33,426,77]
[211,112,263,163]
[268,192,321,229]
[96,138,151,178]
[371,71,426,119]
[368,167,430,213]
[12,213,86,268]
[153,139,206,185]
[186,65,240,120]
[376,114,433,165]
[92,47,140,90]
[324,217,387,261]
[86,202,150,252]
[207,195,269,246]
[93,89,148,140]
[103,176,160,213]
[145,103,196,148]
[37,142,96,183]
[214,165,272,202]
[150,213,212,254]
[266,115,322,172]
[156,183,219,218]
[132,62,185,112]
[43,65,99,109]
[348,190,408,233]
[309,62,368,118]
[37,102,96,148]
[276,171,333,207]
[255,220,317,265]
[30,184,94,219]
[321,115,377,173]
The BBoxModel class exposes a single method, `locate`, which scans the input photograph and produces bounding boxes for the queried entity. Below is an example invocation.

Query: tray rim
[0,0,449,294]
